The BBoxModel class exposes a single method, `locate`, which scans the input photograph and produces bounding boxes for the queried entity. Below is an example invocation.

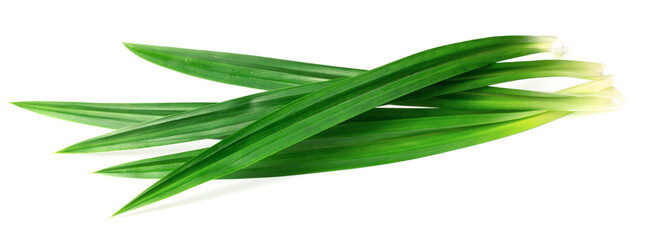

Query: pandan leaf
[96,80,618,181]
[11,101,212,129]
[58,60,608,153]
[123,42,363,90]
[112,35,558,216]
[125,42,607,91]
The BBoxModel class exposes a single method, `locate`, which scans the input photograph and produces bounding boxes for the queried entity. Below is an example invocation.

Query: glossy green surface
[124,42,362,89]
[57,61,609,153]
[97,111,544,179]
[112,36,556,216]
[12,102,212,129]
[97,81,614,180]
[40,48,607,153]
[11,101,493,128]
[125,43,607,91]
[10,36,621,217]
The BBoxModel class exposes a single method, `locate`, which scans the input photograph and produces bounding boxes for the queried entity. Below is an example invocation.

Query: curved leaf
[98,81,616,180]
[58,60,607,153]
[113,35,557,216]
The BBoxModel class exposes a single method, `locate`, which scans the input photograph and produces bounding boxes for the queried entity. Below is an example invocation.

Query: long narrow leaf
[98,80,615,180]
[124,43,363,90]
[57,60,606,153]
[401,89,620,111]
[97,80,616,180]
[10,101,489,130]
[57,87,612,153]
[96,110,543,179]
[112,35,558,216]
[125,42,606,91]
[11,102,212,129]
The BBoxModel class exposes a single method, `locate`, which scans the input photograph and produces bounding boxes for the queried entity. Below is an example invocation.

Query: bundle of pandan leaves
[12,36,622,216]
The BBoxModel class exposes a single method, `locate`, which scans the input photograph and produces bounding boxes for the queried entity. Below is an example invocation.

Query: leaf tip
[55,146,77,154]
[93,168,113,175]
[123,42,148,51]
[11,101,50,113]
[10,101,28,108]
[56,141,97,153]
[111,210,123,218]
[112,202,138,217]
[122,42,143,54]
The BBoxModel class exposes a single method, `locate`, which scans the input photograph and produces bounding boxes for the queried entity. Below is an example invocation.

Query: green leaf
[11,101,212,129]
[56,88,614,153]
[399,59,609,98]
[112,35,557,216]
[96,110,543,179]
[57,59,608,153]
[400,88,621,111]
[97,81,612,179]
[97,80,617,180]
[13,100,502,130]
[98,112,565,179]
[123,42,363,90]
[126,40,609,93]
[14,56,607,152]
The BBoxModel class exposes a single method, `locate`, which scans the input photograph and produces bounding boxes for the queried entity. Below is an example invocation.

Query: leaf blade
[98,80,617,180]
[113,36,557,216]
[58,59,606,153]
[96,110,543,178]
[123,42,364,89]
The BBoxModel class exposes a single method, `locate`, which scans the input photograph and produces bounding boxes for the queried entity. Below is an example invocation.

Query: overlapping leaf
[10,36,622,217]
[11,101,212,129]
[112,36,560,215]
[125,43,608,91]
[57,59,611,153]
[96,79,617,180]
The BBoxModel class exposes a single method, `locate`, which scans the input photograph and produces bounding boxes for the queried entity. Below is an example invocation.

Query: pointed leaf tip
[122,42,135,48]
[93,168,115,175]
[111,209,123,217]
[123,42,144,54]
[113,200,141,217]
[56,141,99,153]
[10,101,28,108]
[55,146,78,154]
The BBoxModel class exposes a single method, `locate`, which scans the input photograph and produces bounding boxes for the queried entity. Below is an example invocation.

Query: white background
[1,1,651,239]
